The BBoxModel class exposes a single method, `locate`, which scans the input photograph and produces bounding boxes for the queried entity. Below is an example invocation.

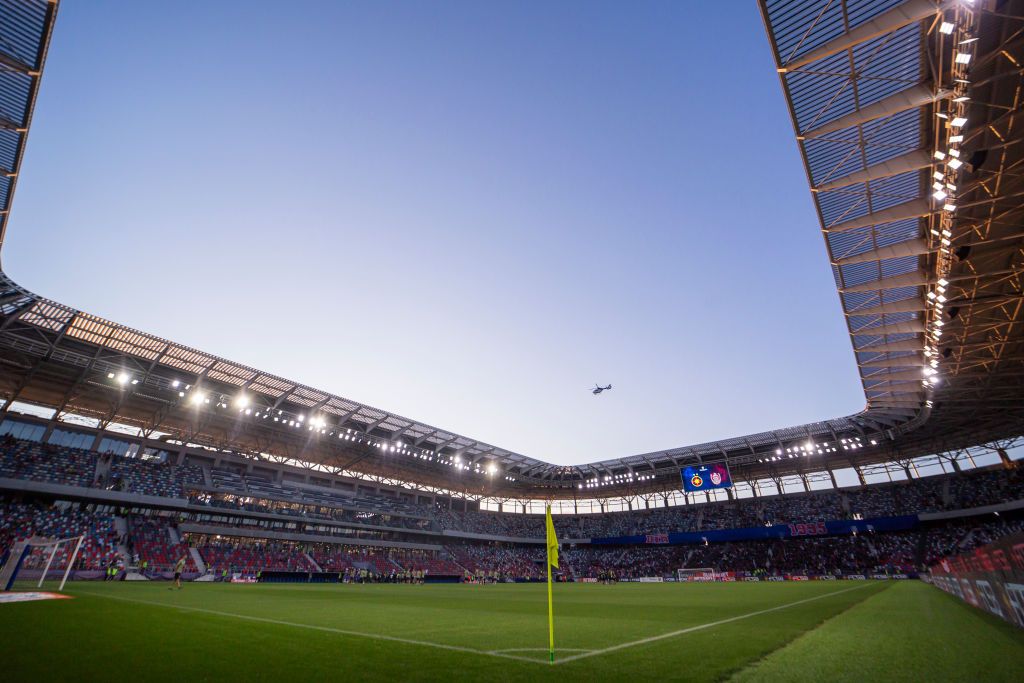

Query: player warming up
[170,555,187,590]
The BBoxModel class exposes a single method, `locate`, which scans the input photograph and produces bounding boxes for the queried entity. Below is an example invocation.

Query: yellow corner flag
[546,505,559,569]
[545,504,558,663]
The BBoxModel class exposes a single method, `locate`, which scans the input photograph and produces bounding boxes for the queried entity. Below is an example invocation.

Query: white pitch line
[74,583,878,667]
[555,583,877,665]
[72,591,544,665]
[490,648,594,654]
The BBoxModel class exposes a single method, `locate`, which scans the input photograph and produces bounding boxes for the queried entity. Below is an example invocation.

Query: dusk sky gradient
[6,1,867,464]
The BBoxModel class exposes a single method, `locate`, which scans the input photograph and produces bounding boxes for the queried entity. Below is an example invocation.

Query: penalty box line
[555,582,878,665]
[72,590,545,665]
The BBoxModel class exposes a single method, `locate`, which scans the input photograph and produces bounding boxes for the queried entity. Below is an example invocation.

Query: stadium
[1,0,1023,680]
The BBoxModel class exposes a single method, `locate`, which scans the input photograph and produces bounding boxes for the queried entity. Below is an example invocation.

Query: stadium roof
[0,0,1020,500]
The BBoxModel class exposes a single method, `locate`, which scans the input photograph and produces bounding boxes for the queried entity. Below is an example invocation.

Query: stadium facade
[0,0,1020,520]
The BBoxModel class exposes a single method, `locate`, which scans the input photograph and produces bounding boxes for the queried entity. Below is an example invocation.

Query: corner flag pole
[545,503,557,664]
[547,545,554,663]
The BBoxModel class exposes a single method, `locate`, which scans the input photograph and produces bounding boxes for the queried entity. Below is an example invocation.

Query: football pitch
[2,580,1022,681]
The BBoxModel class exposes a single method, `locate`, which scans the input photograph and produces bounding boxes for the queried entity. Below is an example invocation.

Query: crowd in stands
[102,458,202,499]
[0,498,119,571]
[449,544,546,579]
[192,494,434,532]
[126,516,196,573]
[1,436,97,488]
[198,538,316,574]
[4,434,1023,544]
[3,433,1024,584]
[2,496,1022,582]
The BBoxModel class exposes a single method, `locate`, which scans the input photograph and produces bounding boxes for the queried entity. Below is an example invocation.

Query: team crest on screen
[690,474,703,487]
[710,471,723,485]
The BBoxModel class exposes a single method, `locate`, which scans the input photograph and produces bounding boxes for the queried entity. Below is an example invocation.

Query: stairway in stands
[93,456,113,487]
[170,522,206,573]
[113,515,130,567]
[304,552,322,571]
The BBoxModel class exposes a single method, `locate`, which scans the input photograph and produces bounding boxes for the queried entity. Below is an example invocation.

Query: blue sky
[7,1,866,464]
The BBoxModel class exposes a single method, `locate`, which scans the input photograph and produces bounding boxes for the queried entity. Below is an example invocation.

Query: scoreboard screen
[681,463,732,493]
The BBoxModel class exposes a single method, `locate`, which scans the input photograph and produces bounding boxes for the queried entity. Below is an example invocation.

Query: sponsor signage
[930,532,1024,628]
[645,534,669,545]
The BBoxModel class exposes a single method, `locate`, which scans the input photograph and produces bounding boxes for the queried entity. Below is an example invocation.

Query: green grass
[0,580,1020,681]
[730,580,1024,683]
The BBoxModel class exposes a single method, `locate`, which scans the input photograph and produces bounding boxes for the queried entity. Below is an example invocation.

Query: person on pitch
[170,555,187,590]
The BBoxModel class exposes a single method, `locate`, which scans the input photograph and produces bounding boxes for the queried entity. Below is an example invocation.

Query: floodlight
[939,21,954,34]
[950,117,967,127]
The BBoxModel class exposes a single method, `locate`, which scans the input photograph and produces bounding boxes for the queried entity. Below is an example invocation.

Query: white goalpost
[0,535,85,592]
[677,567,720,582]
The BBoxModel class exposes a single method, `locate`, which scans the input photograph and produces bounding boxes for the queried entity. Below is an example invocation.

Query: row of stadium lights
[578,472,657,490]
[923,9,977,390]
[756,436,878,463]
[106,372,508,479]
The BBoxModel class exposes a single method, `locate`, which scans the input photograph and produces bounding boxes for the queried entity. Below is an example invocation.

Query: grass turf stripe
[556,582,876,664]
[72,589,545,664]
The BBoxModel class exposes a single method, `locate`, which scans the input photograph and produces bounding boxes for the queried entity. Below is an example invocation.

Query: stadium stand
[127,516,196,573]
[1,431,1022,584]
[0,499,119,571]
[1,436,97,489]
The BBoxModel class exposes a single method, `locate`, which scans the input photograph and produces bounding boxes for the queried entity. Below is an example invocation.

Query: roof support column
[995,447,1013,469]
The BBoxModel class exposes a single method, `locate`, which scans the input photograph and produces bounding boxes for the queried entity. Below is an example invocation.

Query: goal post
[0,535,85,592]
[677,567,719,582]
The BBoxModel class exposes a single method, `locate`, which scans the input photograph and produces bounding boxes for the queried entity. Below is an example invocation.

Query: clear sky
[6,0,866,465]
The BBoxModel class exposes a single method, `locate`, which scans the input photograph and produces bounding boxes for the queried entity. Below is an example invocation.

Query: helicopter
[591,384,612,395]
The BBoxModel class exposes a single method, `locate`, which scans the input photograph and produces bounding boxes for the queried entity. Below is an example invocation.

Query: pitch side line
[72,591,544,665]
[555,583,877,664]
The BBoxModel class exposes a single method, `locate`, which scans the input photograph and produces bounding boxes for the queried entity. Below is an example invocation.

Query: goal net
[677,567,720,582]
[0,535,85,592]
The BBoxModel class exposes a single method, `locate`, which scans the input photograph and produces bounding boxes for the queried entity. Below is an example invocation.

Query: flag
[545,504,557,663]
[545,505,559,569]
